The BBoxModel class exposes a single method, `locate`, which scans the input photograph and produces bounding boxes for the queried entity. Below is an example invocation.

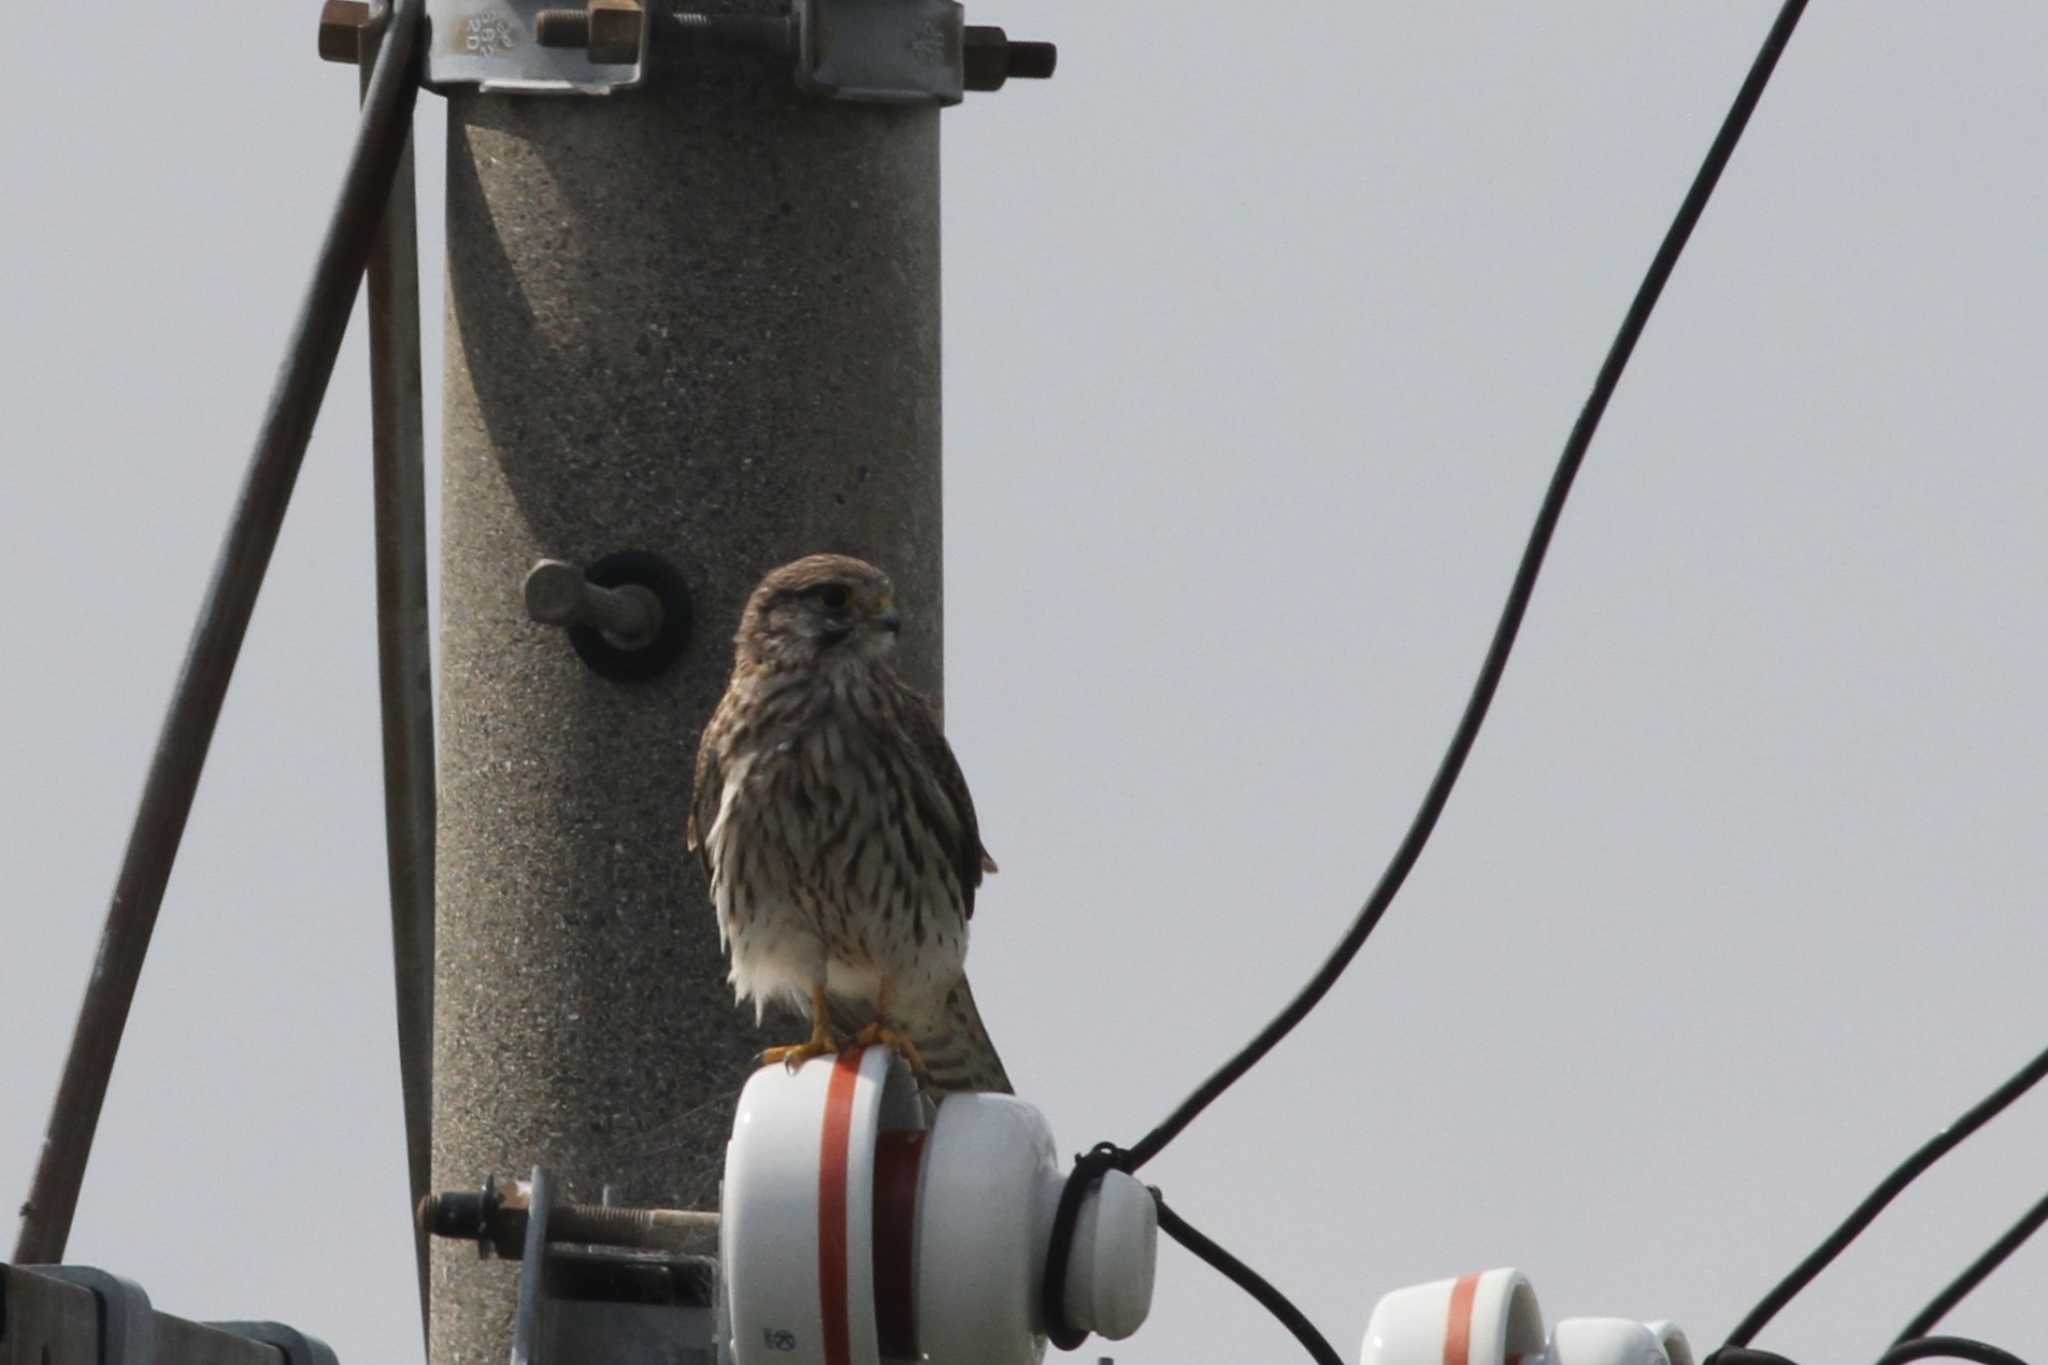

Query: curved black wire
[1894,1186,2048,1344]
[1042,8,1813,1356]
[1120,0,1813,1175]
[1874,1338,2033,1365]
[1722,1040,2048,1348]
[1154,1195,1347,1365]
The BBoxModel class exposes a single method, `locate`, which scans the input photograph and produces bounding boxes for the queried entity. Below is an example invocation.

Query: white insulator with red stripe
[1361,1270,1694,1365]
[720,1046,1157,1365]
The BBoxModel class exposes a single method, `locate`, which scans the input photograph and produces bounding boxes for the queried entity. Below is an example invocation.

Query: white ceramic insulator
[1645,1322,1696,1365]
[1361,1269,1545,1365]
[1054,1168,1157,1340]
[721,1056,1157,1365]
[1360,1271,1692,1365]
[1550,1319,1673,1365]
[915,1093,1054,1365]
[723,1048,923,1365]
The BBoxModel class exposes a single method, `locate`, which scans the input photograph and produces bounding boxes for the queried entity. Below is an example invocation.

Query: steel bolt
[317,0,374,64]
[962,25,1058,92]
[533,8,591,47]
[419,1186,718,1257]
[1002,40,1058,80]
[534,0,643,64]
[549,1202,720,1251]
[524,559,663,649]
[670,10,798,55]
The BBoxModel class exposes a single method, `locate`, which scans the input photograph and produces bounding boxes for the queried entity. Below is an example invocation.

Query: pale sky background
[3,4,2045,1365]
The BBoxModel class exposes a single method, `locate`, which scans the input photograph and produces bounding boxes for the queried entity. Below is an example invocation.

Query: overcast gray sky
[4,4,2044,1365]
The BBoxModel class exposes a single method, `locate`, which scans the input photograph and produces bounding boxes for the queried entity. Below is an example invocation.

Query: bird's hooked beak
[876,603,902,635]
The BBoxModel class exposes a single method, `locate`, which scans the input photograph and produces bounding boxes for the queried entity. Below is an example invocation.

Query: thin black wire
[1723,1040,2048,1348]
[1122,0,1812,1175]
[1154,1195,1347,1365]
[1874,1338,2033,1365]
[1041,2,1812,1356]
[1894,1186,2048,1344]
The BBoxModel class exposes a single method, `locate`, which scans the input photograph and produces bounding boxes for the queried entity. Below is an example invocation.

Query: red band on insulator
[873,1130,925,1360]
[818,1050,864,1365]
[1444,1273,1481,1365]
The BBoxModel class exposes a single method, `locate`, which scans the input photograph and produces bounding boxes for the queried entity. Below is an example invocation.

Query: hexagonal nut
[318,0,374,63]
[587,0,643,65]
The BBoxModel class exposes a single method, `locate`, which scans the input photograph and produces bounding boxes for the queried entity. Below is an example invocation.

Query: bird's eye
[818,583,852,611]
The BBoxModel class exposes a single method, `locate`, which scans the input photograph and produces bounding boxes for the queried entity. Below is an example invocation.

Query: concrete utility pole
[428,7,1046,1360]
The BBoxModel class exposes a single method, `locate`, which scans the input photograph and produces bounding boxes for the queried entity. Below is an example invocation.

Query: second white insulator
[917,1093,1158,1365]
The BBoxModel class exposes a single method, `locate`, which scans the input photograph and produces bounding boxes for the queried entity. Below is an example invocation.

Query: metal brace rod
[9,0,426,1265]
[356,1,437,1345]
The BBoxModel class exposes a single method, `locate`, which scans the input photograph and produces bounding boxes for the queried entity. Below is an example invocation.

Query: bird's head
[736,554,902,668]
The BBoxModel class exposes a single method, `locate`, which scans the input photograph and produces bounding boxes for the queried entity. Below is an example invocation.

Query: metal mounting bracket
[796,0,964,104]
[489,1165,718,1365]
[209,1321,343,1365]
[392,0,1052,100]
[424,0,648,93]
[30,1267,157,1365]
[510,1165,554,1365]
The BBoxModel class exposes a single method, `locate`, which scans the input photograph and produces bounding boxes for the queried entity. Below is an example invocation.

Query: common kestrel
[687,554,1011,1095]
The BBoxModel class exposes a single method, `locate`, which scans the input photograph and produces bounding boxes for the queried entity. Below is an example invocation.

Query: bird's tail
[909,977,1013,1096]
[833,975,1013,1098]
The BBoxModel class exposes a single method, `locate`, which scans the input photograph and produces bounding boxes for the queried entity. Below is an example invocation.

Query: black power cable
[1874,1338,2033,1365]
[1123,0,1811,1178]
[1154,1195,1347,1365]
[1709,1341,2038,1365]
[1722,1039,2048,1349]
[1041,0,1812,1354]
[1894,1186,2048,1344]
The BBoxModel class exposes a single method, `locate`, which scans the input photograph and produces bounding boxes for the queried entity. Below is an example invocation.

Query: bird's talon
[854,1021,928,1076]
[759,1026,843,1073]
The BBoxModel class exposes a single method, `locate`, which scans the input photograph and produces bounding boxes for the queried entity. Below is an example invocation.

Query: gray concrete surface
[432,43,941,1365]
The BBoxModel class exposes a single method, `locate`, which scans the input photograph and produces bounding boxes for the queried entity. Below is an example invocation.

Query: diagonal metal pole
[10,0,425,1264]
[357,3,437,1344]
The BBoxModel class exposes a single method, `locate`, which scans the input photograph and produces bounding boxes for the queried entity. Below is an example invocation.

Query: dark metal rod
[9,0,425,1264]
[358,2,437,1346]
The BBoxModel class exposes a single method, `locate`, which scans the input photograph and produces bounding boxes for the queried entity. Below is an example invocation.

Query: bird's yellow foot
[853,1020,928,1076]
[760,1020,844,1072]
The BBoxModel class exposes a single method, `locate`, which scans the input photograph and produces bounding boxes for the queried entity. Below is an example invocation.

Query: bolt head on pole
[317,0,374,63]
[524,559,590,627]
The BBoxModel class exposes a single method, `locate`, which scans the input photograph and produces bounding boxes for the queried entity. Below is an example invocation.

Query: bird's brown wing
[903,691,994,919]
[684,705,725,879]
